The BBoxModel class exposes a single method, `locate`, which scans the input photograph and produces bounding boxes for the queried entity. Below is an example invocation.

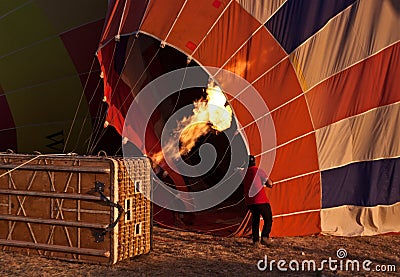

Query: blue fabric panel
[322,157,400,208]
[265,0,356,53]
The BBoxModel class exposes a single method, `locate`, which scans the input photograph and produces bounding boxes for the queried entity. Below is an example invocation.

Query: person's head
[248,155,256,167]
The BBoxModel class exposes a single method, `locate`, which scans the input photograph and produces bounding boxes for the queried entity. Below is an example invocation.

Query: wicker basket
[0,154,152,264]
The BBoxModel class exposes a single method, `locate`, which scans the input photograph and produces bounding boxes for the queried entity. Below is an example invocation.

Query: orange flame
[150,85,232,166]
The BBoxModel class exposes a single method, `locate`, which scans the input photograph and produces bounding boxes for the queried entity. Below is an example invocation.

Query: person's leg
[258,203,273,240]
[248,205,261,243]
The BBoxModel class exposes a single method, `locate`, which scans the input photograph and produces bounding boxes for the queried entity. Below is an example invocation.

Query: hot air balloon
[97,0,400,237]
[0,0,117,155]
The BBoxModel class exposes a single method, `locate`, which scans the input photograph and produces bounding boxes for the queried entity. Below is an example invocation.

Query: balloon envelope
[0,0,109,154]
[100,0,399,237]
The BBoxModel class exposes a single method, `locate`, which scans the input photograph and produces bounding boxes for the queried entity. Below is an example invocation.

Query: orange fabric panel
[140,0,186,41]
[166,0,231,54]
[267,172,321,216]
[229,98,255,127]
[271,133,319,181]
[306,42,400,129]
[253,57,303,111]
[243,122,262,154]
[271,95,314,146]
[223,26,286,83]
[242,114,277,159]
[193,1,260,67]
[270,211,321,237]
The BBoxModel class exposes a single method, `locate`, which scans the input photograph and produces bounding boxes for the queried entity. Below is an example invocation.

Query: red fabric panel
[186,41,197,51]
[213,0,222,8]
[98,40,186,192]
[0,86,17,151]
[270,211,321,237]
[60,19,105,118]
[100,0,126,45]
[100,0,148,43]
[253,57,303,111]
[223,26,286,83]
[141,0,186,41]
[307,42,400,129]
[166,0,230,54]
[193,1,260,67]
[271,133,319,181]
[267,172,321,216]
[97,42,114,104]
[120,0,149,35]
[271,95,314,146]
[97,42,135,142]
[106,103,126,136]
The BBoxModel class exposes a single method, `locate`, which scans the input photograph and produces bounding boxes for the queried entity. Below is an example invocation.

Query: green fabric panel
[0,2,57,57]
[0,14,93,153]
[14,118,92,154]
[35,0,108,34]
[6,77,87,124]
[0,0,29,15]
[0,1,102,153]
[0,36,80,91]
[6,76,92,153]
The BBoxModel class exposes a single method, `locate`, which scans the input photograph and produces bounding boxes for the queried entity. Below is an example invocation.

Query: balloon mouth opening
[113,34,247,193]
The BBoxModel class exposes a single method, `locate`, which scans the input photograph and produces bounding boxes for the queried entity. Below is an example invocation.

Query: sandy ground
[0,226,399,276]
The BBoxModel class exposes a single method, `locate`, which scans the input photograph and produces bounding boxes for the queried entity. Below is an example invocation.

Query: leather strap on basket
[92,181,124,242]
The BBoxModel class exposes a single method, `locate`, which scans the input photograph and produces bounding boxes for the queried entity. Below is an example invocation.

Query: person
[243,155,273,246]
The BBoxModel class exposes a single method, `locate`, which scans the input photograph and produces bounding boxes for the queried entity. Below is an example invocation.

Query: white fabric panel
[321,202,400,236]
[316,102,400,171]
[235,0,285,24]
[290,0,400,91]
[316,118,353,171]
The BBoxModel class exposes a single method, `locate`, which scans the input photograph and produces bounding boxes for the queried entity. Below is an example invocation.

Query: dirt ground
[0,226,398,276]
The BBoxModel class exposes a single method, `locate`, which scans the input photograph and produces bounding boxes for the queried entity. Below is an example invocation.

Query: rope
[217,197,244,210]
[86,97,107,154]
[210,0,288,78]
[190,0,234,56]
[93,0,233,155]
[86,40,118,153]
[71,75,103,153]
[89,47,161,154]
[162,0,188,43]
[63,57,97,153]
[152,177,195,208]
[0,153,67,179]
[87,35,138,154]
[0,1,33,20]
[146,64,189,155]
[116,0,129,37]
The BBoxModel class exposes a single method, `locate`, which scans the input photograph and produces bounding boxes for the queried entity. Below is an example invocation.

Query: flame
[206,85,233,132]
[150,84,232,166]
